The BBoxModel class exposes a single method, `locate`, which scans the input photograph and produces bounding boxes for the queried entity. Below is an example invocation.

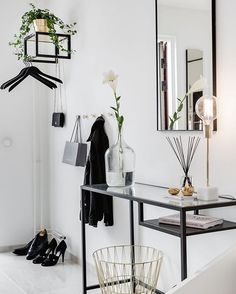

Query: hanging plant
[9,3,77,61]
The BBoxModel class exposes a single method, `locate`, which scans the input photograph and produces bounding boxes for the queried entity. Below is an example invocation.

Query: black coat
[83,116,113,227]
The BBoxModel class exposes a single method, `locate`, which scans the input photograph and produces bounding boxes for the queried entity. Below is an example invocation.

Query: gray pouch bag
[62,116,87,167]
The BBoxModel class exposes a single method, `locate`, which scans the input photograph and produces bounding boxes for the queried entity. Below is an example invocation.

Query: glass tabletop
[81,182,236,211]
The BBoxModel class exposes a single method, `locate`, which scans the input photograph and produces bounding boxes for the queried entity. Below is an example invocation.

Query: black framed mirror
[156,0,216,131]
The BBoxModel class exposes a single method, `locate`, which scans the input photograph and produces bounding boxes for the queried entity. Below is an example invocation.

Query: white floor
[0,252,100,294]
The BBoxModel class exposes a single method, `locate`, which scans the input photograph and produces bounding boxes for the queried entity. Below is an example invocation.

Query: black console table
[80,183,236,294]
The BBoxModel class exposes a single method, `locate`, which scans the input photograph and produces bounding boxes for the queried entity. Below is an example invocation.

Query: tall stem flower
[103,70,124,134]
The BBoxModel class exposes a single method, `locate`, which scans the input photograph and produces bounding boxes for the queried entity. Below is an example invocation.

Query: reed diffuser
[166,136,200,194]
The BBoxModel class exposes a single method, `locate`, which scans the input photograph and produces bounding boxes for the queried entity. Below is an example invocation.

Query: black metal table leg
[129,200,135,292]
[138,202,144,223]
[180,210,187,281]
[129,200,135,246]
[81,189,87,294]
[194,209,199,215]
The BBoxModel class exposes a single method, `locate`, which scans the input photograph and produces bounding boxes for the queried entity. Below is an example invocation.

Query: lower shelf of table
[140,219,236,237]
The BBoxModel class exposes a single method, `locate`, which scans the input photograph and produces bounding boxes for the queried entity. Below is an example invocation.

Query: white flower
[187,76,207,96]
[103,70,119,92]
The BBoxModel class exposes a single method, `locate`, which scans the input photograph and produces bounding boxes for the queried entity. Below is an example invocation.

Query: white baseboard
[0,244,25,253]
[66,251,79,263]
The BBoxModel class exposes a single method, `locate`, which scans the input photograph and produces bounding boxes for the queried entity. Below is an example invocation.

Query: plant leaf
[177,103,183,112]
[169,116,174,123]
[110,106,117,112]
[173,112,178,119]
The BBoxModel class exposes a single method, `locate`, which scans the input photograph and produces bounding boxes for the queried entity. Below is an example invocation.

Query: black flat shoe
[33,238,57,264]
[26,229,48,260]
[12,239,34,256]
[41,240,67,267]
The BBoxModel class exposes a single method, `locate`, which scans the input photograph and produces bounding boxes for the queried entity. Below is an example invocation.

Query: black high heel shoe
[41,240,67,267]
[12,239,34,256]
[33,238,57,264]
[13,229,48,256]
[26,229,48,260]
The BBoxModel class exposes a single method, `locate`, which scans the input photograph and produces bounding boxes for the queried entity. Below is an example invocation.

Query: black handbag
[52,112,65,127]
[52,62,65,128]
[62,116,87,167]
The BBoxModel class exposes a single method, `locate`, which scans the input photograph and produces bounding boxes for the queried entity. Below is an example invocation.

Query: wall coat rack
[80,113,114,120]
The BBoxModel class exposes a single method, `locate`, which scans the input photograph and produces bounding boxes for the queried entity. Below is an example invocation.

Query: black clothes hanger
[2,67,56,91]
[8,67,58,91]
[30,66,63,84]
[30,72,58,88]
[1,65,63,92]
[4,67,57,90]
[1,67,28,89]
[8,72,57,92]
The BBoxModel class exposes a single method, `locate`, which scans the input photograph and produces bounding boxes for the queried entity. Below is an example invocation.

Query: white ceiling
[158,0,211,11]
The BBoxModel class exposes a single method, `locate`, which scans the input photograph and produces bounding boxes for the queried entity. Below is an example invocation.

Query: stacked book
[159,214,223,229]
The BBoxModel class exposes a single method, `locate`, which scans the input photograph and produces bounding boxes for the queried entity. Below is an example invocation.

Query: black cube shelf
[24,32,71,63]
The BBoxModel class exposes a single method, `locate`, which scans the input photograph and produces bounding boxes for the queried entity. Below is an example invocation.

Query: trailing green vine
[9,3,77,61]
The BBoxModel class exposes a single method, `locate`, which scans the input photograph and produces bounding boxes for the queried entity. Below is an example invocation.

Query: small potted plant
[9,3,77,61]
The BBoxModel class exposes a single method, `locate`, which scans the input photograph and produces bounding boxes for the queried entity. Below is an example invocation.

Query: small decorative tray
[166,194,197,201]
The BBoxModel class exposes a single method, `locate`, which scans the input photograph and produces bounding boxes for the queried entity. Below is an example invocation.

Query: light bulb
[195,96,218,199]
[195,95,217,125]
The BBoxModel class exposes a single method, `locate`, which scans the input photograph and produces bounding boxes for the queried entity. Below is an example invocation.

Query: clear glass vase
[105,131,135,187]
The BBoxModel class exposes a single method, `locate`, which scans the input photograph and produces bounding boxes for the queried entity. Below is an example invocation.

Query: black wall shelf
[24,32,71,63]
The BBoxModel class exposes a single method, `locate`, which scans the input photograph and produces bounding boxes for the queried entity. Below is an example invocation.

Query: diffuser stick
[166,136,201,187]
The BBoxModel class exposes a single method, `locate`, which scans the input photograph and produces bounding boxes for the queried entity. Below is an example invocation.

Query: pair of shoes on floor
[33,238,67,266]
[13,230,67,266]
[13,229,48,259]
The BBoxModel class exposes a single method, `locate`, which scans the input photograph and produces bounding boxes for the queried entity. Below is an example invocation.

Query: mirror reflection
[157,0,215,131]
[186,49,203,130]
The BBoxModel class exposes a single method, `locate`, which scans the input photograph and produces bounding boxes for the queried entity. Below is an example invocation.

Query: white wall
[0,0,49,247]
[1,0,236,292]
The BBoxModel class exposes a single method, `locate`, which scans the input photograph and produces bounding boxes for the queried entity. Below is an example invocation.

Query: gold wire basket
[93,245,163,294]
